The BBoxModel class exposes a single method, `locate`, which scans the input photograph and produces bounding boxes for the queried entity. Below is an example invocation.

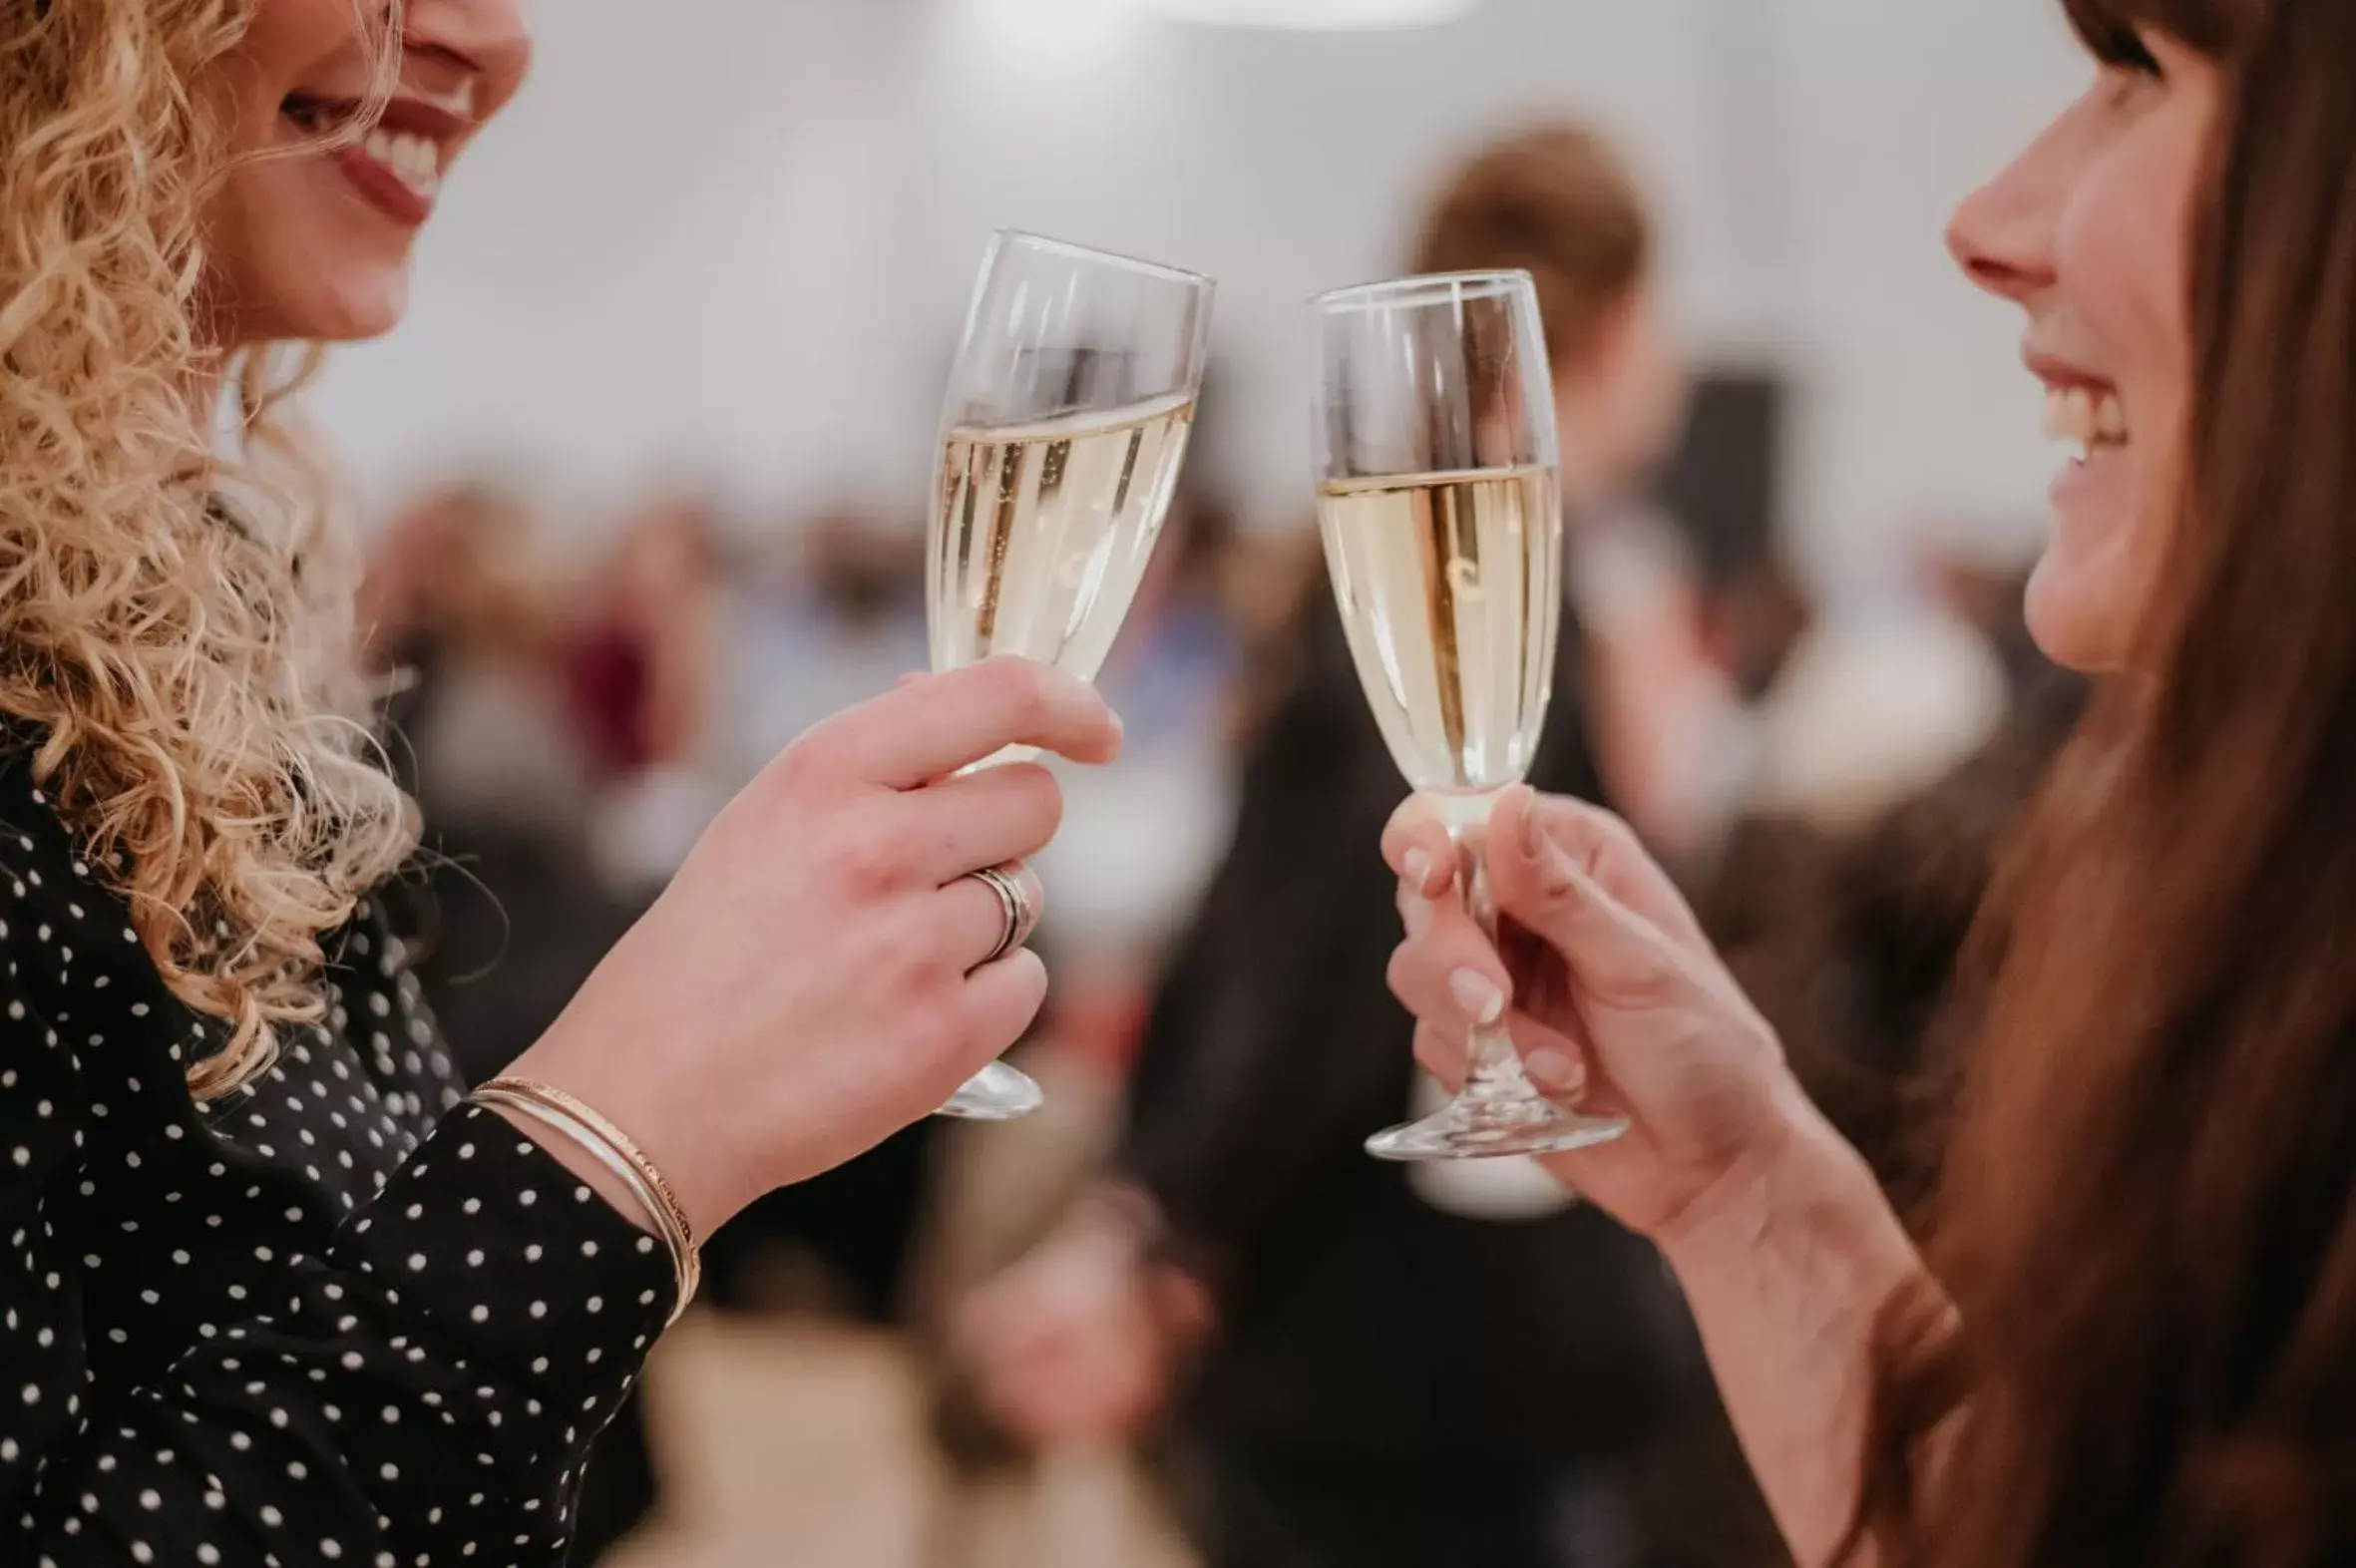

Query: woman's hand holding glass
[1382,784,1812,1243]
[509,658,1121,1242]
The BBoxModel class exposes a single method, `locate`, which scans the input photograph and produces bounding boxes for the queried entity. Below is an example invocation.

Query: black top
[0,730,671,1566]
[1122,590,1704,1468]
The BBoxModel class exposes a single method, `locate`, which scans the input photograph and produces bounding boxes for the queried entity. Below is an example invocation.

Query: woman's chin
[220,259,412,348]
[291,267,411,344]
[2023,545,2138,675]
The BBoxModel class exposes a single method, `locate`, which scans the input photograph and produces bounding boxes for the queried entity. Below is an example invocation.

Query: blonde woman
[0,2,1116,1563]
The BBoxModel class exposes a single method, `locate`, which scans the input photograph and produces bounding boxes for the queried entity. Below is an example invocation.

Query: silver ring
[964,864,1037,967]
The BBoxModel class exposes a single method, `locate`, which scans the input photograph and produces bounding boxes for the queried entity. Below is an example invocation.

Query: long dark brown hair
[1856,0,2356,1563]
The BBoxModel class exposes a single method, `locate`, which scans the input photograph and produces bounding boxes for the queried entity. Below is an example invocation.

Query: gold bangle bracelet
[474,1088,696,1322]
[471,1077,700,1326]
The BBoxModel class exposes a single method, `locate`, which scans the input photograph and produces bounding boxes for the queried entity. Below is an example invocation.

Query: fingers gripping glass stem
[1366,800,1629,1161]
[1455,826,1551,1107]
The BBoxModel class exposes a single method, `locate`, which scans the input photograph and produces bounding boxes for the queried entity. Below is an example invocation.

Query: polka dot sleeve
[0,737,678,1566]
[0,1075,673,1567]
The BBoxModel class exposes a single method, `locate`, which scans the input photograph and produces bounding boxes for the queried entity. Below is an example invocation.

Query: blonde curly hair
[0,0,418,1099]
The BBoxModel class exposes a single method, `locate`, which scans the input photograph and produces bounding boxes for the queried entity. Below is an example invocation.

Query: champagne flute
[1310,270,1632,1161]
[930,231,1215,1121]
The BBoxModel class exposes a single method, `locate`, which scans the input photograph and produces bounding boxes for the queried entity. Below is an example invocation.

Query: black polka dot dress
[0,733,673,1566]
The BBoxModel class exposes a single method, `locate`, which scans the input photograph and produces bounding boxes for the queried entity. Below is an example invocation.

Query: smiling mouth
[2043,384,2131,465]
[282,89,468,214]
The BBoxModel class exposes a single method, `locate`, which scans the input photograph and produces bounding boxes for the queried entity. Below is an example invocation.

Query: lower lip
[328,144,434,226]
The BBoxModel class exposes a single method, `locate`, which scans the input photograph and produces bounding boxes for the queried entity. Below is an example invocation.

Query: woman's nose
[1948,150,2062,305]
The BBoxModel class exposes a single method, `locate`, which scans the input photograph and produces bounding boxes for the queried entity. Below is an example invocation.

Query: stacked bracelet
[470,1077,700,1326]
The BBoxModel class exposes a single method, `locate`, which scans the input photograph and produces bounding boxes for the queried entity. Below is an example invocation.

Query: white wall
[312,0,2093,588]
[1772,0,2089,582]
[313,0,933,533]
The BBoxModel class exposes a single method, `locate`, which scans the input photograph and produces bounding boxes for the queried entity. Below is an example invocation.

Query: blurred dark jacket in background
[1121,585,1782,1568]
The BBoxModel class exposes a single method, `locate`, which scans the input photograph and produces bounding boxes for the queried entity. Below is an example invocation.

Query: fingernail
[1525,1048,1584,1093]
[1448,970,1506,1025]
[1518,794,1544,859]
[1403,848,1432,891]
[1401,893,1432,938]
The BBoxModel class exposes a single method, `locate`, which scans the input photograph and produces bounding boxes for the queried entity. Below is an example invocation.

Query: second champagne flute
[1311,269,1632,1161]
[929,231,1215,1121]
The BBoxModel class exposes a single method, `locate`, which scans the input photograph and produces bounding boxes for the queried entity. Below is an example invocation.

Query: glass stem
[1453,814,1535,1106]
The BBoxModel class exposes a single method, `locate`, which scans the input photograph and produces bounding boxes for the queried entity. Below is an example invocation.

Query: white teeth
[2043,385,2128,454]
[2096,394,2128,443]
[357,130,443,200]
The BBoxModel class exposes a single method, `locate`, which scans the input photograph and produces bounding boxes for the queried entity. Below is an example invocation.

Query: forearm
[1658,1093,1931,1568]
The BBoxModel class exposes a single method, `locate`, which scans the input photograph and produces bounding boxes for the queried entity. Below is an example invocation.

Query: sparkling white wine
[931,394,1196,680]
[1316,465,1563,795]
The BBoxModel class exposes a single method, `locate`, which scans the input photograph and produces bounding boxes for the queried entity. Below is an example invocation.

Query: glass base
[935,1060,1045,1121]
[1366,1093,1630,1163]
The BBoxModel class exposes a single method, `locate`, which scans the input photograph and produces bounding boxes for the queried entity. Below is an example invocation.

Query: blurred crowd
[361,121,2076,1568]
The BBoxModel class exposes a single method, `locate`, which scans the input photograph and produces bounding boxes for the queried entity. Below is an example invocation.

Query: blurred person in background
[569,487,733,900]
[1697,562,2088,1213]
[1681,529,2070,1204]
[727,509,932,778]
[1379,2,2356,1564]
[960,123,1779,1568]
[1419,129,1740,870]
[366,479,624,1086]
[0,3,1127,1563]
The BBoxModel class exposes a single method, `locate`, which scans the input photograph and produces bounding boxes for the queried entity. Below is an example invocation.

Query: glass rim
[990,229,1214,289]
[1309,268,1536,312]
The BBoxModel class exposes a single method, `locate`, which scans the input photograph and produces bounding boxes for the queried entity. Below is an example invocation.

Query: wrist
[1657,1085,1917,1305]
[471,1076,704,1322]
[506,1020,739,1241]
[1646,1084,1929,1567]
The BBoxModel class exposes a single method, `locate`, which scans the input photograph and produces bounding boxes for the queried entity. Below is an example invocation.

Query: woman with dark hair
[1381,2,2356,1563]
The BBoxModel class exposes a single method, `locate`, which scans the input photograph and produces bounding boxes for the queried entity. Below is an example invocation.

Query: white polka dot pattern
[0,737,673,1563]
